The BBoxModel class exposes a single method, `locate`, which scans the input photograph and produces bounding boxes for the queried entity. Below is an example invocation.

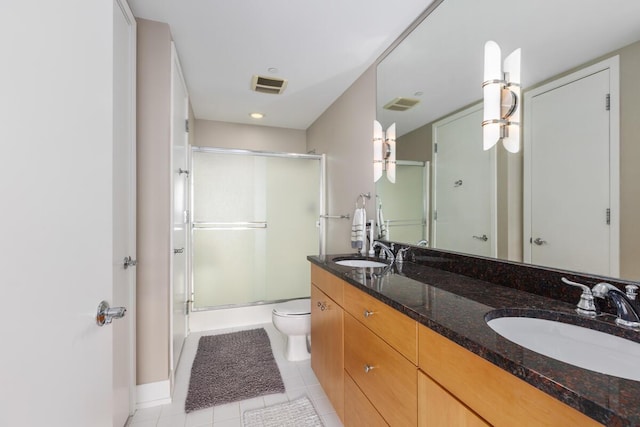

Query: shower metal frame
[188,146,326,312]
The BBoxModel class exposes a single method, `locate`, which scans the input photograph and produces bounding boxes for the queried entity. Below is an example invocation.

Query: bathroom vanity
[308,249,640,426]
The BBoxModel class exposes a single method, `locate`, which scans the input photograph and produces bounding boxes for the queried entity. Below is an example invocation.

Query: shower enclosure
[375,160,429,244]
[190,147,324,310]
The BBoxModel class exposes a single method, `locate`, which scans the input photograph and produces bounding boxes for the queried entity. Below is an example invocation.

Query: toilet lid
[273,298,311,316]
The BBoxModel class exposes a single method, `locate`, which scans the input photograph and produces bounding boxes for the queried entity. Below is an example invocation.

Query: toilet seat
[273,298,311,317]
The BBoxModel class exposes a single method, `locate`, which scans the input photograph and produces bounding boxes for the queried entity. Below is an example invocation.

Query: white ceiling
[128,0,432,130]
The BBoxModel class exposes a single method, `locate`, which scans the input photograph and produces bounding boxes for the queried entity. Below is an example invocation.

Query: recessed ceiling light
[414,91,424,96]
[267,67,278,73]
[250,112,264,119]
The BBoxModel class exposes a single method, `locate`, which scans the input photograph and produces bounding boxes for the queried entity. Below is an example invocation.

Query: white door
[432,104,497,257]
[171,44,189,380]
[113,0,137,425]
[0,1,133,426]
[524,57,619,276]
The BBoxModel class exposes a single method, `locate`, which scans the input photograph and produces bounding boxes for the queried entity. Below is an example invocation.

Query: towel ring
[356,192,371,209]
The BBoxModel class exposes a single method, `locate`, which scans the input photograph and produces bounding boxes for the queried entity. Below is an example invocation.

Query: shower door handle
[123,256,137,269]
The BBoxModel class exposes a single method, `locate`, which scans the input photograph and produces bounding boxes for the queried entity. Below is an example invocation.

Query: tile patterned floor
[128,323,342,427]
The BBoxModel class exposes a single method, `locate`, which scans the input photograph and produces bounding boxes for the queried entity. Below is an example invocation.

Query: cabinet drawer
[345,313,417,426]
[344,284,417,363]
[311,264,344,305]
[344,372,388,427]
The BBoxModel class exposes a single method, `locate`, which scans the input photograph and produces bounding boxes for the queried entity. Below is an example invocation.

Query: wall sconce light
[482,40,521,153]
[373,120,396,183]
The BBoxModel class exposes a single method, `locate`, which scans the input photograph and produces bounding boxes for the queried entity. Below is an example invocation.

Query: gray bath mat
[243,396,324,427]
[185,328,285,412]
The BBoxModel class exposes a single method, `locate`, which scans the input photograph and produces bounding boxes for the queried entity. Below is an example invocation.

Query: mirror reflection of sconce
[482,40,521,153]
[373,120,396,183]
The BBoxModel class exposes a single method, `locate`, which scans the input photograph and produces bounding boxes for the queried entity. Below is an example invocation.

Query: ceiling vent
[251,75,288,95]
[383,97,420,111]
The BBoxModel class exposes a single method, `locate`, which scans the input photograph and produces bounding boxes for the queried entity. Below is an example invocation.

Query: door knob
[472,234,488,242]
[174,248,184,254]
[96,301,126,326]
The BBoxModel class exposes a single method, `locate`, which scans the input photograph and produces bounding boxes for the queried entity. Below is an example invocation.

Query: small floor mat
[243,396,324,427]
[185,328,285,412]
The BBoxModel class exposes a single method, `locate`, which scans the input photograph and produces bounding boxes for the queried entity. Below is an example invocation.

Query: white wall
[307,66,377,253]
[136,18,172,386]
[195,119,307,153]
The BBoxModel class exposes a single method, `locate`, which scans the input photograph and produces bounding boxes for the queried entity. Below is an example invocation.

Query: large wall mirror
[376,0,640,280]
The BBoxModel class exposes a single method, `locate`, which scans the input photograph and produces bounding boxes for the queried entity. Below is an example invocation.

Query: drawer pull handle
[364,364,374,373]
[364,310,374,318]
[318,301,328,311]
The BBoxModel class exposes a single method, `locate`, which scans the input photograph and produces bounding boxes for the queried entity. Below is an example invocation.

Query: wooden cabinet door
[418,371,489,427]
[311,283,344,420]
[345,372,388,427]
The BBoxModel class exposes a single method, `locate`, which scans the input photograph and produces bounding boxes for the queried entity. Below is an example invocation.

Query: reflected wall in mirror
[376,0,640,280]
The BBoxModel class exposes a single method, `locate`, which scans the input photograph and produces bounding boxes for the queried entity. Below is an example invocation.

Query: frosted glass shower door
[375,161,428,244]
[191,150,320,309]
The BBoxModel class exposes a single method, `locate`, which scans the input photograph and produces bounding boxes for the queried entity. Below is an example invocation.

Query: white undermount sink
[334,259,388,268]
[487,316,640,381]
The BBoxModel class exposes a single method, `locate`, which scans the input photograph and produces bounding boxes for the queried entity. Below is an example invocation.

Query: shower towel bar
[385,219,426,227]
[192,221,267,229]
[320,214,350,219]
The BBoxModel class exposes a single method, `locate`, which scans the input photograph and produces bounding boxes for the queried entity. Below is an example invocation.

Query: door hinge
[183,210,190,224]
[185,119,190,133]
[606,208,610,225]
[605,93,610,111]
[434,210,437,221]
[434,143,438,154]
[186,299,193,315]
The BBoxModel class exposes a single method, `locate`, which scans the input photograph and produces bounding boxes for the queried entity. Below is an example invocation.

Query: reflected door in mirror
[432,104,497,257]
[525,58,619,277]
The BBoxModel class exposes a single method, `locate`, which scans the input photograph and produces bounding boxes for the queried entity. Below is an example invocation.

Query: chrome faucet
[591,282,640,330]
[563,277,640,329]
[372,241,395,264]
[396,247,411,263]
[561,278,598,317]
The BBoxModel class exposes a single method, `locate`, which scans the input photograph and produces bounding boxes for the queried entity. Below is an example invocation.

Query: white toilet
[272,298,311,361]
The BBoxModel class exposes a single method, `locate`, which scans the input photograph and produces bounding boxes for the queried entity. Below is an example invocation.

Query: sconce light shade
[373,120,397,183]
[386,123,396,183]
[482,40,521,153]
[502,48,521,153]
[373,120,384,182]
[483,41,502,150]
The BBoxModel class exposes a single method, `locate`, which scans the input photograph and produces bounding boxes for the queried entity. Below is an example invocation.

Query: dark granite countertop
[308,253,640,427]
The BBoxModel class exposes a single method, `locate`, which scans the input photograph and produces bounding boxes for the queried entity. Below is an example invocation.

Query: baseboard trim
[136,380,171,409]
